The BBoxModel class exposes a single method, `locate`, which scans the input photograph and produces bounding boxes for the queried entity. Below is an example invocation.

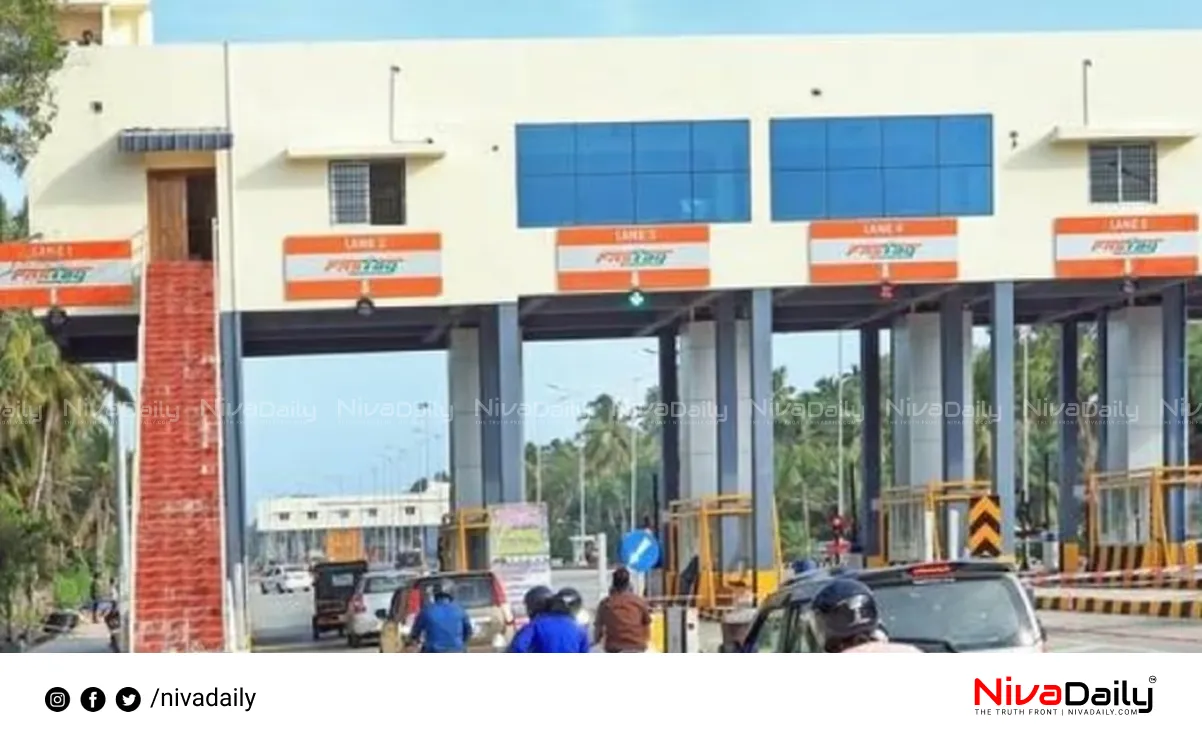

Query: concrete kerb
[1034,593,1202,620]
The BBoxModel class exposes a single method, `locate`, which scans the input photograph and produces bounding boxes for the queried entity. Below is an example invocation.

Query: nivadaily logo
[974,676,1154,716]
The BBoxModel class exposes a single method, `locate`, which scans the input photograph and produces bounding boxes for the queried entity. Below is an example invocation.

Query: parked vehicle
[311,560,368,641]
[261,564,313,594]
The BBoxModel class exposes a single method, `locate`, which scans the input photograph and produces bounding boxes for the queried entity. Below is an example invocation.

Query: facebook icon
[80,687,106,712]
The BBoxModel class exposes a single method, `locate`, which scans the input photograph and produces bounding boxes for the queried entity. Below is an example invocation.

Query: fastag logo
[974,677,1153,715]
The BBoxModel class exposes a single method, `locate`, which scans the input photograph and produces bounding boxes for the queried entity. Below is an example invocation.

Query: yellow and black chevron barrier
[967,494,1002,558]
[1034,594,1202,620]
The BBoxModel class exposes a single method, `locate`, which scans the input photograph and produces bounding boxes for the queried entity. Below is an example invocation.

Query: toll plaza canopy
[12,24,1202,649]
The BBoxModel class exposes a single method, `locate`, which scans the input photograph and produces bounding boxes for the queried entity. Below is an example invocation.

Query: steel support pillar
[218,311,248,652]
[479,303,523,505]
[858,326,882,557]
[940,294,968,482]
[748,289,775,593]
[658,328,681,505]
[1162,284,1188,543]
[1096,312,1110,471]
[713,294,741,573]
[1056,321,1081,550]
[990,282,1017,558]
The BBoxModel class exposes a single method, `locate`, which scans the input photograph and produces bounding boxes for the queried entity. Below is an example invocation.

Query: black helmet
[810,578,880,652]
[433,579,455,599]
[554,587,584,614]
[523,585,554,617]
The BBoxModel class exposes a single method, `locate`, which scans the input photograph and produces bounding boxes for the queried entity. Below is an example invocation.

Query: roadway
[249,568,605,653]
[247,580,1202,653]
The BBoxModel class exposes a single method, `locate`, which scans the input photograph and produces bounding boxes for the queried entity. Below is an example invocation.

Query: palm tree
[0,310,131,633]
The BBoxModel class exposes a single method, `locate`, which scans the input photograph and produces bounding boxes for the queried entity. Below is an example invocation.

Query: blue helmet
[794,558,819,574]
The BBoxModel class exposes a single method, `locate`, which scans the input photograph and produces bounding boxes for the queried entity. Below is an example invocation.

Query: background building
[252,482,450,566]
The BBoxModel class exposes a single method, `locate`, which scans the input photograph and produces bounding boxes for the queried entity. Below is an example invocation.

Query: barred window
[328,160,407,225]
[1088,142,1157,204]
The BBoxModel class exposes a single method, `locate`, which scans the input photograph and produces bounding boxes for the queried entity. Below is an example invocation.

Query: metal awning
[117,127,233,153]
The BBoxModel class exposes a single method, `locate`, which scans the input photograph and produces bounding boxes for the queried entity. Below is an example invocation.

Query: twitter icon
[116,687,141,712]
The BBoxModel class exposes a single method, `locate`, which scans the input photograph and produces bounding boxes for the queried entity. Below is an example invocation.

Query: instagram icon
[44,687,70,712]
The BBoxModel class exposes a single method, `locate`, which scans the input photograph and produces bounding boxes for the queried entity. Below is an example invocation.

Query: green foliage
[0,0,67,171]
[0,310,131,637]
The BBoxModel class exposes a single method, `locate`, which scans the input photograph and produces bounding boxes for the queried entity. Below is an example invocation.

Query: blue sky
[14,0,1200,505]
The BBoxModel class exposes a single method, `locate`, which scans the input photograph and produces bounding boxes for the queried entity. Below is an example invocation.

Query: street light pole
[836,333,846,518]
[577,439,586,539]
[1022,328,1031,510]
[629,375,644,532]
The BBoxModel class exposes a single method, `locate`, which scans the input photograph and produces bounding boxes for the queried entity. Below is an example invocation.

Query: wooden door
[146,172,188,262]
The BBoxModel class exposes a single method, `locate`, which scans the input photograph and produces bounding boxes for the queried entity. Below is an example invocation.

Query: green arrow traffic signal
[627,289,646,308]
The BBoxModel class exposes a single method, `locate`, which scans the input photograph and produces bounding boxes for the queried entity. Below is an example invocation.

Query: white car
[261,565,313,594]
[344,570,411,648]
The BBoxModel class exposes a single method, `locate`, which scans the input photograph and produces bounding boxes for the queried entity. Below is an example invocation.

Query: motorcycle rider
[809,578,921,653]
[508,585,555,652]
[509,586,591,653]
[407,579,472,652]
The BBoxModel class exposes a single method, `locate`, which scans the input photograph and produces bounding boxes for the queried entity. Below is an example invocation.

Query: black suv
[739,560,1046,653]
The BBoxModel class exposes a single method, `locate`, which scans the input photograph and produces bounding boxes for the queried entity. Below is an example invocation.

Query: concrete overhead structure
[18,15,1202,649]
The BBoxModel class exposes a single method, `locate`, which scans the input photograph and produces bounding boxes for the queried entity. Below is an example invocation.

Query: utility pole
[111,361,129,649]
[836,333,846,518]
[577,439,586,539]
[629,415,639,532]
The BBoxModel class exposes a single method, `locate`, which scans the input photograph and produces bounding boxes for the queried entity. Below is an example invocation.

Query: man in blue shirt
[407,579,472,652]
[509,587,590,653]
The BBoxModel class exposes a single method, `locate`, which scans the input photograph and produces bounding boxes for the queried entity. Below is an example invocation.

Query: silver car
[344,570,412,648]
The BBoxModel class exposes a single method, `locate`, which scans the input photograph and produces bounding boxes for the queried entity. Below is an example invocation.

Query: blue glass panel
[635,173,692,224]
[939,165,993,215]
[693,172,750,223]
[771,170,825,221]
[517,175,575,227]
[826,118,882,169]
[938,115,992,167]
[634,122,691,173]
[576,174,634,224]
[515,124,574,176]
[882,116,938,168]
[883,167,939,217]
[691,120,750,172]
[575,123,633,174]
[770,119,826,171]
[827,169,883,219]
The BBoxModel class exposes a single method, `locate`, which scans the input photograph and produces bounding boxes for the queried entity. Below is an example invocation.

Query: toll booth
[1085,466,1202,572]
[438,508,490,572]
[662,495,781,612]
[875,480,995,565]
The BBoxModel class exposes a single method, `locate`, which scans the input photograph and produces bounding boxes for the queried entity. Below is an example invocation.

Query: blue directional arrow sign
[619,530,660,573]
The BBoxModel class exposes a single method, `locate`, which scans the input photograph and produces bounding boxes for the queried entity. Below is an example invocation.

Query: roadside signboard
[282,232,442,301]
[1053,214,1198,279]
[555,225,711,293]
[809,218,959,284]
[0,240,134,308]
[487,503,552,615]
[619,529,660,573]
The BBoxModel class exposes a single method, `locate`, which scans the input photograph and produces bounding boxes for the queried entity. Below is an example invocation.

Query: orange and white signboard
[1053,214,1198,279]
[555,225,710,293]
[0,240,135,309]
[808,219,959,284]
[282,233,442,301]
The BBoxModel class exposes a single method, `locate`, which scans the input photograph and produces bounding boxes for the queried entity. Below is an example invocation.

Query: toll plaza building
[18,16,1202,650]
